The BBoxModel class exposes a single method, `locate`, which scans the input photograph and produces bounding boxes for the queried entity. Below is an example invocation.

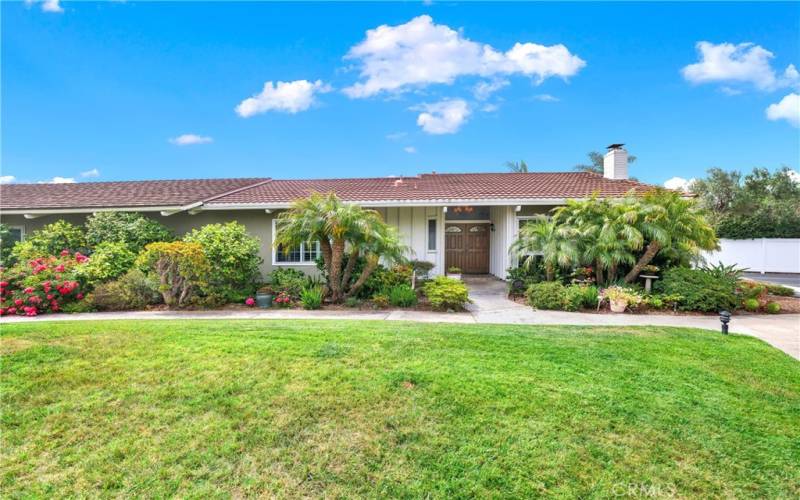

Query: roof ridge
[199,179,274,204]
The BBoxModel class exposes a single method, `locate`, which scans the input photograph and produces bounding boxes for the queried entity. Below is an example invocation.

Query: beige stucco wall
[2,202,563,281]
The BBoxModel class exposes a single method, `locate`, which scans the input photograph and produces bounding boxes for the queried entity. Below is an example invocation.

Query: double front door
[444,223,490,274]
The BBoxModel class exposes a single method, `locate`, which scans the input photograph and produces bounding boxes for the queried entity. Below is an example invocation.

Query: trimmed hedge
[656,267,738,312]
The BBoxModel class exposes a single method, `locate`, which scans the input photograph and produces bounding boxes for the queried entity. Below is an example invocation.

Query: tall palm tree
[275,192,406,302]
[623,189,718,283]
[511,216,578,281]
[505,160,529,173]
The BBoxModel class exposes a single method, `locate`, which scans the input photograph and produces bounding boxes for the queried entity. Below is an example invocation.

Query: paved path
[2,277,798,359]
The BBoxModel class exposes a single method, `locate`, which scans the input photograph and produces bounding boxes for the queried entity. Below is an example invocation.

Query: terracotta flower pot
[610,299,628,313]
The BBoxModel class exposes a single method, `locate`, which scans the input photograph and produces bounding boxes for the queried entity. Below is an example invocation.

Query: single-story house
[0,146,651,279]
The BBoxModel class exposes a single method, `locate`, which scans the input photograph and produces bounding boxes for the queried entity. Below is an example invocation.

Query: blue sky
[2,1,799,188]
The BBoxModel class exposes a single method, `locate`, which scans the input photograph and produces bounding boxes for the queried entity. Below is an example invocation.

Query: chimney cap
[606,143,625,150]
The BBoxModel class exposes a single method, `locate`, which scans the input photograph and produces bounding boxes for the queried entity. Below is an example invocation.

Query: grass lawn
[1,320,798,498]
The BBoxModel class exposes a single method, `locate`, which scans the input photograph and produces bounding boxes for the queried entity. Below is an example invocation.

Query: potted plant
[601,286,642,313]
[255,286,274,308]
[641,264,660,276]
[447,266,462,280]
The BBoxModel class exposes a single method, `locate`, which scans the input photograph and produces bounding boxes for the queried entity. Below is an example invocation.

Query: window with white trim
[427,217,437,252]
[272,220,320,265]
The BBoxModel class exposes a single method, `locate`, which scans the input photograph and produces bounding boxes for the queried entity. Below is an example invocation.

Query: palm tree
[274,192,406,302]
[553,195,642,285]
[505,160,529,173]
[574,151,637,174]
[623,189,718,283]
[511,216,578,281]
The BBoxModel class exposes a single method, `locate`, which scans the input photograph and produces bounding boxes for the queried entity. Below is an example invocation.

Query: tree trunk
[329,238,346,302]
[344,255,379,299]
[318,238,333,298]
[545,263,554,282]
[341,248,359,294]
[607,263,617,284]
[624,241,661,283]
[594,261,604,286]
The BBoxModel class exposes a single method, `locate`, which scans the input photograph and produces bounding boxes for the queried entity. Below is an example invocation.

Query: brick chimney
[603,143,628,180]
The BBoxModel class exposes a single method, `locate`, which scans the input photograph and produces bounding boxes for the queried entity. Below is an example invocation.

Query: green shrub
[738,281,767,301]
[76,241,136,286]
[766,301,781,314]
[136,241,210,308]
[344,297,361,308]
[526,282,567,310]
[362,265,412,298]
[765,283,795,297]
[85,269,161,311]
[300,286,323,310]
[184,222,262,302]
[388,284,418,308]
[11,221,87,263]
[423,276,470,311]
[656,267,738,312]
[644,293,683,310]
[86,212,174,254]
[270,268,308,299]
[743,298,760,312]
[0,223,19,266]
[563,285,598,311]
[372,293,389,309]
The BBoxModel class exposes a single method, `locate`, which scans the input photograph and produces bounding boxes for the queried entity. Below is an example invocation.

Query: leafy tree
[136,241,210,307]
[183,222,262,301]
[505,160,529,173]
[622,189,717,283]
[274,192,406,303]
[10,220,87,263]
[511,216,579,281]
[574,151,637,174]
[691,166,800,238]
[85,212,174,254]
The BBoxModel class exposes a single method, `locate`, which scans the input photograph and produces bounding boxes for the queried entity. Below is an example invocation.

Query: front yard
[2,320,798,497]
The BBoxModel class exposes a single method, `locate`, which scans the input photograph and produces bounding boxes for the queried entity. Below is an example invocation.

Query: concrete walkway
[2,276,798,360]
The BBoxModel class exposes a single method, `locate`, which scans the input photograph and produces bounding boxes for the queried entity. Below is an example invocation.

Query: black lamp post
[719,310,731,334]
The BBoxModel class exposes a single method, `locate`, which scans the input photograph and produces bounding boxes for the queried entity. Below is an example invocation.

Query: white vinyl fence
[702,238,800,274]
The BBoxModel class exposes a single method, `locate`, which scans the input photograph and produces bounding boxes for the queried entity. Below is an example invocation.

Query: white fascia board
[4,201,205,217]
[204,198,574,210]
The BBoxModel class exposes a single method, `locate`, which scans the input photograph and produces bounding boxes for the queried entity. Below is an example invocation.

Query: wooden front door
[445,223,490,274]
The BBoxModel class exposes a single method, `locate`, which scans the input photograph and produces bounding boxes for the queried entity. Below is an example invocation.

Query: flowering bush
[245,297,256,307]
[273,291,292,308]
[0,250,90,317]
[600,286,643,309]
[10,221,87,264]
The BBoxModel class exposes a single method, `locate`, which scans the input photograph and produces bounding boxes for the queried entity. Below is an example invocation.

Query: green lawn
[1,320,798,498]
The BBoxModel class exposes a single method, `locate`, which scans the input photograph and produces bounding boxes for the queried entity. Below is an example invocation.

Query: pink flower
[23,287,34,294]
[245,297,256,306]
[0,308,5,316]
[61,249,70,256]
[46,294,54,300]
[55,264,65,273]
[0,281,7,288]
[76,293,84,300]
[24,306,37,317]
[74,252,88,263]
[14,299,23,307]
[7,307,17,315]
[50,301,60,312]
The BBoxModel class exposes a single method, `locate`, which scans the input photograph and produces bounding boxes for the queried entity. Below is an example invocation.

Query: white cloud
[473,79,509,100]
[415,99,470,135]
[235,80,331,117]
[38,176,76,184]
[481,103,499,112]
[533,93,559,102]
[25,0,63,13]
[681,42,799,91]
[0,176,15,184]
[169,134,213,146]
[80,168,100,178]
[343,15,585,98]
[663,176,696,192]
[765,93,800,127]
[403,146,417,154]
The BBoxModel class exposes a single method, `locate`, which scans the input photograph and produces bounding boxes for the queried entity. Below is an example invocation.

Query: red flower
[7,307,16,315]
[55,264,65,273]
[60,249,70,256]
[46,294,54,300]
[14,299,23,307]
[50,301,60,312]
[76,293,84,300]
[23,306,37,317]
[0,281,7,288]
[74,252,88,263]
[23,287,34,294]
[0,308,5,316]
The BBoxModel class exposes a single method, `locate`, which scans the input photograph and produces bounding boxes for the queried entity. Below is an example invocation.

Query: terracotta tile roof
[0,172,654,211]
[0,178,270,210]
[206,172,653,205]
